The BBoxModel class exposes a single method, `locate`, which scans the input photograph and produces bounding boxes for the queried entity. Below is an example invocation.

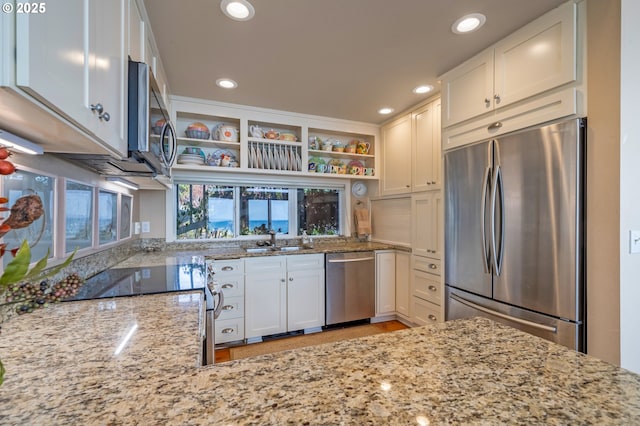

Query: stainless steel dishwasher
[325,251,375,325]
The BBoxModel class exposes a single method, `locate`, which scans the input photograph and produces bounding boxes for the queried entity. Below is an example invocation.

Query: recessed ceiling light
[216,78,238,89]
[378,107,394,115]
[413,85,434,94]
[220,0,255,21]
[452,13,486,34]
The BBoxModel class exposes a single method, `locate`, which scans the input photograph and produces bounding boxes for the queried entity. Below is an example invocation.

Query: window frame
[63,178,95,255]
[97,188,119,247]
[171,176,347,242]
[0,164,57,270]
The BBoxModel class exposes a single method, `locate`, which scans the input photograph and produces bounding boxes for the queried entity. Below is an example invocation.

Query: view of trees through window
[176,184,341,240]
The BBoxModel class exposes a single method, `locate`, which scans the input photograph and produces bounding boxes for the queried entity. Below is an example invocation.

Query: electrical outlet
[631,230,640,254]
[134,222,141,235]
[141,221,150,233]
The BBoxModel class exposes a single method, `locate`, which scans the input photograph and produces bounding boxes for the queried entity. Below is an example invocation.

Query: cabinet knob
[484,98,491,107]
[281,278,285,282]
[431,181,436,185]
[428,285,437,292]
[427,182,431,185]
[99,112,111,122]
[494,94,501,104]
[406,184,411,188]
[428,314,437,322]
[289,277,294,281]
[222,305,234,311]
[221,328,235,334]
[90,103,104,114]
[429,263,437,270]
[487,122,503,131]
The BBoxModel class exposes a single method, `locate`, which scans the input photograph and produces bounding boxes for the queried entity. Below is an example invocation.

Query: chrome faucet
[269,230,277,248]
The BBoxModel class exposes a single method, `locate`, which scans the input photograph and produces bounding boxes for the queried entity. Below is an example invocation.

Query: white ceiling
[144,0,567,124]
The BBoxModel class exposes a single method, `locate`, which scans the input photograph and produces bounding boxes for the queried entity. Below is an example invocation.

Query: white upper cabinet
[440,50,494,128]
[15,0,90,128]
[88,0,127,154]
[15,0,127,156]
[380,114,412,196]
[412,98,441,191]
[128,0,144,63]
[441,1,577,129]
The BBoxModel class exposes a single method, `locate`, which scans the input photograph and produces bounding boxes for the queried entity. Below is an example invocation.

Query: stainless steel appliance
[444,118,586,352]
[126,60,176,176]
[57,60,177,177]
[325,252,375,325]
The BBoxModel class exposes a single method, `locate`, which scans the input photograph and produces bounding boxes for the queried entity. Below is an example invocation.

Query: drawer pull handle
[222,284,234,289]
[221,266,234,271]
[428,314,437,322]
[428,285,437,292]
[221,328,235,334]
[488,121,503,131]
[222,305,234,311]
[428,264,437,269]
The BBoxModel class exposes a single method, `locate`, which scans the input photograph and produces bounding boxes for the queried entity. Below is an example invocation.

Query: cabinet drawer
[245,256,287,274]
[215,318,245,344]
[411,297,442,325]
[216,296,244,320]
[286,253,324,271]
[413,270,442,305]
[413,257,441,276]
[218,277,244,297]
[209,259,244,276]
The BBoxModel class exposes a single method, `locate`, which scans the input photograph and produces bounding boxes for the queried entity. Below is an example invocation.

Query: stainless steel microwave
[127,60,176,177]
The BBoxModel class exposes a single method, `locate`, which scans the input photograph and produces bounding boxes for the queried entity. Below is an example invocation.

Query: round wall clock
[351,181,367,198]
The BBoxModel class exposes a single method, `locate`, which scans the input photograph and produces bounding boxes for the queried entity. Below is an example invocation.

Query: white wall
[619,0,640,374]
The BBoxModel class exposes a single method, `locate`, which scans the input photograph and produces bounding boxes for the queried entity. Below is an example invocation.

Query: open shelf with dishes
[307,128,376,178]
[170,102,377,179]
[247,120,302,144]
[175,111,241,167]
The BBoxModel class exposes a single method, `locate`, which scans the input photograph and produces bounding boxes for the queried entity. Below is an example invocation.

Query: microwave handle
[160,121,177,167]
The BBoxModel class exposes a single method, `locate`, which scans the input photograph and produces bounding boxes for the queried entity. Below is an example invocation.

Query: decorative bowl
[185,129,210,139]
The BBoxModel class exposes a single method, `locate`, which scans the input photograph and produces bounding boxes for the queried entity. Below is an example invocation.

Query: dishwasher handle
[327,257,375,263]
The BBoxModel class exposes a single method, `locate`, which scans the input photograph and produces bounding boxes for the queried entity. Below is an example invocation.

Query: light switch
[134,222,141,235]
[141,221,150,233]
[631,230,640,254]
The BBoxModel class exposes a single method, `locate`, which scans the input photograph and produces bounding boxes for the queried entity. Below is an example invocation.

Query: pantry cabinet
[412,191,443,260]
[245,254,324,341]
[15,0,127,155]
[441,1,578,129]
[412,98,441,191]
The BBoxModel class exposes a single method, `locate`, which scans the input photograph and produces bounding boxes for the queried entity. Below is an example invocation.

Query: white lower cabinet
[245,254,324,341]
[410,254,443,325]
[395,251,410,318]
[209,259,246,344]
[375,251,396,316]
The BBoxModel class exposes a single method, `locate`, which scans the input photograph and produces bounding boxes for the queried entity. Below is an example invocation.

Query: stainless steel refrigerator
[444,118,586,352]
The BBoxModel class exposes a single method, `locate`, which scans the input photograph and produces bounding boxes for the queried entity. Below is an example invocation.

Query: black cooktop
[65,263,207,302]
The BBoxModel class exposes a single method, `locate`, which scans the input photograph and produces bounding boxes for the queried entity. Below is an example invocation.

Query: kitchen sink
[244,246,304,254]
[244,247,270,253]
[278,246,302,252]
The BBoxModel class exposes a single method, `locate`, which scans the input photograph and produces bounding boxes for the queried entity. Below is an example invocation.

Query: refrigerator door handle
[481,165,492,273]
[491,165,505,276]
[450,293,558,333]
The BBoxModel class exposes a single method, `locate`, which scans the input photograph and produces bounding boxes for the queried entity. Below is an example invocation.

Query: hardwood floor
[214,320,408,363]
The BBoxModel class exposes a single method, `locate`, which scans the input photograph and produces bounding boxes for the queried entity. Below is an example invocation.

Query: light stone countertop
[0,292,639,425]
[113,240,402,268]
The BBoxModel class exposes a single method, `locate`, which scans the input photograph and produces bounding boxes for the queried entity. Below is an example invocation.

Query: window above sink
[175,183,343,240]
